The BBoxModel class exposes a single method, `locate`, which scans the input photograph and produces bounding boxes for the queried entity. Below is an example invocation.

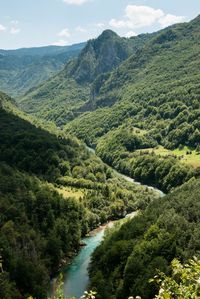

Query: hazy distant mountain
[0,42,85,97]
[1,14,200,299]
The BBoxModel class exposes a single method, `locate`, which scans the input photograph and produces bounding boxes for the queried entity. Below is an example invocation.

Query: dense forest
[64,15,200,190]
[89,178,200,299]
[0,43,85,98]
[18,31,155,126]
[0,11,200,299]
[15,16,200,193]
[0,163,85,298]
[47,256,200,298]
[67,16,200,149]
[0,93,159,298]
[0,98,158,221]
[95,124,200,192]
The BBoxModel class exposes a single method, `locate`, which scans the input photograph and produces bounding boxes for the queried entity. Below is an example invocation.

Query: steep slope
[0,92,158,298]
[19,31,154,125]
[68,16,200,145]
[66,29,143,84]
[89,177,200,299]
[0,42,85,97]
[0,163,85,299]
[66,15,200,189]
[0,96,157,215]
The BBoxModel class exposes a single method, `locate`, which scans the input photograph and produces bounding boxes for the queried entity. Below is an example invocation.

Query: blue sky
[0,0,200,49]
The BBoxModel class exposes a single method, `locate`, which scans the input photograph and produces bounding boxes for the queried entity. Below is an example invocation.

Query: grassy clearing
[55,186,85,200]
[137,146,200,167]
[132,127,147,136]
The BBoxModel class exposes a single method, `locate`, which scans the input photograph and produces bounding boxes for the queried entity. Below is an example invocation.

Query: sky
[0,0,200,49]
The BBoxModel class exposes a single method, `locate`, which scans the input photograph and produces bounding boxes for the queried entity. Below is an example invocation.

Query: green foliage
[19,31,153,126]
[69,30,141,84]
[1,15,200,299]
[152,258,200,298]
[94,124,199,192]
[0,163,85,298]
[0,107,86,181]
[89,178,200,299]
[0,97,159,297]
[0,99,158,222]
[51,277,97,299]
[0,271,20,299]
[65,16,200,191]
[51,275,66,299]
[0,43,85,98]
[19,76,91,127]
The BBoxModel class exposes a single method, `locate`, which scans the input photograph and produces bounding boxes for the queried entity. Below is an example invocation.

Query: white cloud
[0,24,6,32]
[125,5,164,28]
[10,20,21,34]
[58,27,71,37]
[109,19,127,29]
[109,5,164,29]
[125,31,137,38]
[11,20,19,25]
[159,14,185,28]
[10,27,21,34]
[95,22,105,28]
[52,39,69,46]
[75,26,87,33]
[109,5,184,30]
[63,0,89,5]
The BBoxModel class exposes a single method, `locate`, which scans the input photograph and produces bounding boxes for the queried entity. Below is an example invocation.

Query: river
[61,212,137,299]
[86,145,165,198]
[53,146,165,298]
[62,227,105,299]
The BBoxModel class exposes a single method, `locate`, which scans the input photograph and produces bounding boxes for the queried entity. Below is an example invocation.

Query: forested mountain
[65,29,147,84]
[0,42,85,97]
[0,43,85,57]
[18,17,200,191]
[1,12,200,299]
[18,31,154,125]
[67,15,200,146]
[64,15,200,190]
[89,177,200,299]
[0,92,158,298]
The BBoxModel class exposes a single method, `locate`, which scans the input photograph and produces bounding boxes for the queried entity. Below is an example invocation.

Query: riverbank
[50,210,139,298]
[50,145,165,298]
[59,211,138,298]
[86,145,165,198]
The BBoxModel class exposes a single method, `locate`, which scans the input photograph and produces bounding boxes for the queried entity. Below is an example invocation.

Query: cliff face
[68,30,133,84]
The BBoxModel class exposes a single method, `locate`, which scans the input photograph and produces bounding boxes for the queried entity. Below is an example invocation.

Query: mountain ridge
[0,14,200,299]
[67,15,200,146]
[18,30,156,124]
[0,42,85,97]
[64,14,200,192]
[0,42,85,57]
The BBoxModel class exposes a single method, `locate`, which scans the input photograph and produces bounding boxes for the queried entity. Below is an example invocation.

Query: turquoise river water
[62,228,105,298]
[52,146,165,298]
